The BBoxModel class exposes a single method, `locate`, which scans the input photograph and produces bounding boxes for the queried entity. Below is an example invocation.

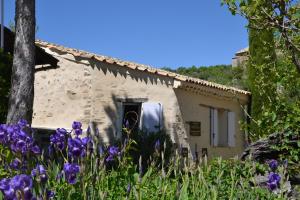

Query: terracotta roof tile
[35,40,251,96]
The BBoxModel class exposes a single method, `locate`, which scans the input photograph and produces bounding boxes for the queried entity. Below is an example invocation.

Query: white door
[210,108,219,146]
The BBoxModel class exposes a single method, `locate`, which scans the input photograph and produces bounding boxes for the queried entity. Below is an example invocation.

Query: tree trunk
[6,0,35,124]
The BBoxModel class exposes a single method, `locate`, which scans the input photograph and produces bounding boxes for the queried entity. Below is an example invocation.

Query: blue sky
[4,0,248,69]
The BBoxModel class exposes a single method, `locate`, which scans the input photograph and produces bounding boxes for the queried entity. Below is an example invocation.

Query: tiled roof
[35,40,251,96]
[235,47,249,55]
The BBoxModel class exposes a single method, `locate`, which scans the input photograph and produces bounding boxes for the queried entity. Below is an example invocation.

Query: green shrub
[0,50,12,123]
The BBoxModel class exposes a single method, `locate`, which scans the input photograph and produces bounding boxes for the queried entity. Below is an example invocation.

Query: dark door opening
[122,103,141,133]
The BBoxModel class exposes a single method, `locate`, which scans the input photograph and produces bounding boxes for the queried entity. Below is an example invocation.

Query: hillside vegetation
[162,65,247,89]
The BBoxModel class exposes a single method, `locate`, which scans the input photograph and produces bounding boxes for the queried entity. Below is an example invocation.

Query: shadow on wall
[173,88,202,160]
[87,59,173,87]
[45,47,172,87]
[102,94,122,143]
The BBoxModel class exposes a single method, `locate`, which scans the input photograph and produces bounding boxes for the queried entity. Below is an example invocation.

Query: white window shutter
[210,108,219,146]
[228,111,236,147]
[213,108,219,146]
[141,103,163,133]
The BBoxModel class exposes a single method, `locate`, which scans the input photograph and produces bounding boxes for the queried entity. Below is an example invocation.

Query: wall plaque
[189,122,201,136]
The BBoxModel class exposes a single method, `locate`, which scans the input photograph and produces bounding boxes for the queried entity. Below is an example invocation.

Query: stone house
[232,47,249,67]
[32,40,251,160]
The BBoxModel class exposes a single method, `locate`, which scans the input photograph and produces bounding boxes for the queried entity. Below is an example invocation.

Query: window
[122,103,141,132]
[188,122,201,136]
[218,109,228,146]
[120,102,163,134]
[210,108,236,147]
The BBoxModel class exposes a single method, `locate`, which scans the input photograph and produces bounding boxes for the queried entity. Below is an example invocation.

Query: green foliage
[246,0,278,137]
[0,50,12,123]
[162,65,248,89]
[0,122,291,199]
[222,0,300,171]
[123,130,173,170]
[46,153,283,199]
[0,145,12,179]
[221,0,300,72]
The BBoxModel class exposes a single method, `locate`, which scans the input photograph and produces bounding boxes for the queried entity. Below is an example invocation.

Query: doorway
[122,103,141,132]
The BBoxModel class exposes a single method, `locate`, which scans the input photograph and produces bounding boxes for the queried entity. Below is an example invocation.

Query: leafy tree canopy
[222,0,300,72]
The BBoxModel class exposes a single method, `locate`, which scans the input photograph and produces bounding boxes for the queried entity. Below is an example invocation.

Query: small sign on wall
[188,121,201,136]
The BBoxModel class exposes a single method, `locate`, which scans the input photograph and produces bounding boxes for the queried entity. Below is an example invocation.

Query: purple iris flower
[31,165,48,183]
[106,155,114,162]
[31,145,41,155]
[268,159,278,171]
[3,187,16,199]
[82,137,93,153]
[68,137,89,158]
[109,146,119,155]
[0,127,7,144]
[74,128,83,136]
[57,128,67,135]
[0,121,40,157]
[63,163,80,184]
[267,172,281,191]
[11,174,33,190]
[16,140,26,151]
[9,158,21,170]
[106,146,120,162]
[82,137,90,146]
[72,121,82,136]
[17,119,28,128]
[0,178,10,191]
[72,121,82,130]
[46,190,55,199]
[0,174,33,199]
[6,125,15,134]
[50,128,67,150]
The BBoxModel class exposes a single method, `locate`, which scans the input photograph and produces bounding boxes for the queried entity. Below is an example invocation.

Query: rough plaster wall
[174,89,246,159]
[33,54,93,129]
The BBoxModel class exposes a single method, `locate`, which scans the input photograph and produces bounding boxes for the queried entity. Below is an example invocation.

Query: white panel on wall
[210,108,214,146]
[141,103,163,133]
[213,108,219,146]
[210,108,219,147]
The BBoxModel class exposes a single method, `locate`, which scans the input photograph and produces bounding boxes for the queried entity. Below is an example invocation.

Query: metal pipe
[0,0,4,49]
